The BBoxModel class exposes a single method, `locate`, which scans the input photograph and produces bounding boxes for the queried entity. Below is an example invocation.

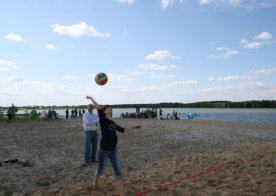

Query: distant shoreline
[1,100,276,110]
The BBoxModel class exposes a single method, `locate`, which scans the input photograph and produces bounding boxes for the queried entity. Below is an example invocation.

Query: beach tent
[187,112,194,119]
[29,110,38,119]
[40,110,47,118]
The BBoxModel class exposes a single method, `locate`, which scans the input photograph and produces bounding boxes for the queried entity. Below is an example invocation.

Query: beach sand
[0,118,275,196]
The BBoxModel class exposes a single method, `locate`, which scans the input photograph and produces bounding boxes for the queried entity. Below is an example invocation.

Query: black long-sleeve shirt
[98,109,125,151]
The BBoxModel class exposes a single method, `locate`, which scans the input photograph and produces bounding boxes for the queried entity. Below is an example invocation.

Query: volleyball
[95,72,108,85]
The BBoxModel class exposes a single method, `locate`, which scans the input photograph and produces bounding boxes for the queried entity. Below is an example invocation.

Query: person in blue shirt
[86,95,141,196]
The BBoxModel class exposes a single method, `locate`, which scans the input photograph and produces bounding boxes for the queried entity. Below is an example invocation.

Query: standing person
[74,109,78,118]
[66,109,69,119]
[159,106,163,119]
[82,104,99,165]
[71,109,74,119]
[86,95,141,196]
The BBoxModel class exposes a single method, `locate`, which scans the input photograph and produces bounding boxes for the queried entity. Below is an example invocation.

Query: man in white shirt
[82,104,99,165]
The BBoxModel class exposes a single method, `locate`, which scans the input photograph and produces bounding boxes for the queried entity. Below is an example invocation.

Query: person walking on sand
[82,103,99,165]
[86,95,141,196]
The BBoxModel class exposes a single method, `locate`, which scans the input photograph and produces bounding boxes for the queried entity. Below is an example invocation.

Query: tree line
[110,100,276,109]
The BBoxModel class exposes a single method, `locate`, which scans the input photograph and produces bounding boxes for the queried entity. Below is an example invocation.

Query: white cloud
[108,73,136,82]
[199,0,213,5]
[209,46,238,59]
[5,33,24,42]
[248,67,276,76]
[216,47,231,51]
[108,80,198,95]
[198,0,276,9]
[116,0,135,4]
[157,0,275,10]
[244,41,263,49]
[0,75,24,83]
[242,32,273,49]
[208,75,250,82]
[123,70,144,76]
[63,74,78,80]
[46,44,56,50]
[0,87,22,95]
[144,50,179,61]
[138,63,177,71]
[150,73,175,79]
[0,59,18,72]
[223,50,239,58]
[51,22,110,38]
[239,81,270,89]
[207,54,220,59]
[228,0,240,5]
[201,86,231,93]
[161,0,173,9]
[167,80,198,85]
[0,75,69,93]
[209,67,276,82]
[240,38,247,44]
[254,32,273,40]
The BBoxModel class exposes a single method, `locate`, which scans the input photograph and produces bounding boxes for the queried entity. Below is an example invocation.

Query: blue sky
[0,0,276,107]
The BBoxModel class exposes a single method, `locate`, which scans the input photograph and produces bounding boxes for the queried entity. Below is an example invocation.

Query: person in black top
[86,96,141,196]
[65,109,69,119]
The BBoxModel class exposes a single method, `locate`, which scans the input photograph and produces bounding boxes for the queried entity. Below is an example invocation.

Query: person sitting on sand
[86,95,141,196]
[82,103,99,165]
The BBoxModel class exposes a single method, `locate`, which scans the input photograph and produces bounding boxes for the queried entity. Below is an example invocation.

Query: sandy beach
[0,118,275,196]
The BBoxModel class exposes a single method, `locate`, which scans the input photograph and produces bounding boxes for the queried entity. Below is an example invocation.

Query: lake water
[17,108,276,124]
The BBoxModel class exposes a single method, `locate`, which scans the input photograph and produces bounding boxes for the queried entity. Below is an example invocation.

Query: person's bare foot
[93,176,100,189]
[117,181,124,196]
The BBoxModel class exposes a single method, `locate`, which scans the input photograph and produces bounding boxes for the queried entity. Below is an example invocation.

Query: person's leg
[91,131,98,162]
[84,131,92,164]
[109,149,124,195]
[94,148,107,188]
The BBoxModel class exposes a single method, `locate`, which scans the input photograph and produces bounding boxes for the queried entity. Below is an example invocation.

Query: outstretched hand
[125,125,142,132]
[86,95,100,109]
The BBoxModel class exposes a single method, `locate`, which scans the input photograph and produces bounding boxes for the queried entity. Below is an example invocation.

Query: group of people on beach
[65,108,85,119]
[82,95,141,196]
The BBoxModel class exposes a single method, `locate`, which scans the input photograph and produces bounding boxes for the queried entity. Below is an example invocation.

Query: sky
[0,0,276,107]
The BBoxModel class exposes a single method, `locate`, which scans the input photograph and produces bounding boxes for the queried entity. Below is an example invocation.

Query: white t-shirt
[82,112,99,131]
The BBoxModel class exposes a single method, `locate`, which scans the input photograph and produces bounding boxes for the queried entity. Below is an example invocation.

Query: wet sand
[0,118,275,195]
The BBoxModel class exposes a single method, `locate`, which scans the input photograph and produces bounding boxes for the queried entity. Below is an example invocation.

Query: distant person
[0,112,4,120]
[66,109,69,119]
[48,110,53,119]
[86,95,141,196]
[79,109,82,118]
[53,110,57,119]
[7,110,12,120]
[159,106,163,119]
[174,112,179,120]
[74,109,78,118]
[71,109,74,119]
[82,104,99,165]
